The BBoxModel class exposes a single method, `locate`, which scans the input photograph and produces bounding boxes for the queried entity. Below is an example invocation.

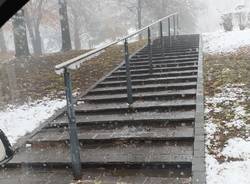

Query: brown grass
[0,40,146,107]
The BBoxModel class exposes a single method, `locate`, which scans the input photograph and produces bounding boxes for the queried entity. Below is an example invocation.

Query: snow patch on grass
[222,138,250,160]
[203,29,250,54]
[205,85,250,184]
[206,155,250,184]
[0,98,66,144]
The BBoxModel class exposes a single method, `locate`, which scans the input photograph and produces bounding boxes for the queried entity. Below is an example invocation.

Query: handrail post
[159,21,165,55]
[177,14,179,35]
[173,15,176,37]
[124,39,133,105]
[168,17,172,48]
[148,27,153,73]
[63,68,82,180]
[159,21,163,48]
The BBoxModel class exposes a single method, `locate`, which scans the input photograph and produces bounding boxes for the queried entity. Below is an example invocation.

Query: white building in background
[245,0,250,8]
[197,0,250,33]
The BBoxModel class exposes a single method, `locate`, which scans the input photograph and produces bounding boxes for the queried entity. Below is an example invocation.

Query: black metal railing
[55,12,179,179]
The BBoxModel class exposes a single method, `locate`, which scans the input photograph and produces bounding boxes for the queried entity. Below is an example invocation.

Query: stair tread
[112,66,198,74]
[90,82,197,93]
[130,54,198,61]
[10,142,193,164]
[51,110,195,126]
[75,99,196,112]
[30,126,194,142]
[0,167,192,184]
[106,70,197,80]
[101,76,197,85]
[130,57,198,63]
[120,61,198,69]
[82,89,196,100]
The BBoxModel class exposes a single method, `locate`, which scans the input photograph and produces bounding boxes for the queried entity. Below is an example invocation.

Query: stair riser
[49,119,195,129]
[6,162,192,178]
[106,72,198,81]
[140,47,198,53]
[111,67,198,76]
[88,85,197,95]
[98,78,197,88]
[45,121,193,131]
[128,58,198,66]
[134,51,198,58]
[83,94,196,104]
[119,62,198,70]
[130,55,198,62]
[75,105,196,115]
[133,52,198,58]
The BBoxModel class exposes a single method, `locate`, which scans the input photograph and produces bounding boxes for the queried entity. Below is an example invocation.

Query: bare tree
[68,0,96,50]
[72,12,81,50]
[0,29,7,52]
[119,0,142,28]
[12,9,30,57]
[24,0,45,55]
[58,0,72,51]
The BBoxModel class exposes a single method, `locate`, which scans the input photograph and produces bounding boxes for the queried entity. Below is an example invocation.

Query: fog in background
[197,0,250,32]
[0,0,250,55]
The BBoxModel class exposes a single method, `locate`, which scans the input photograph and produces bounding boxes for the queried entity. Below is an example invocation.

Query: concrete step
[130,54,198,62]
[0,167,192,184]
[134,50,198,57]
[119,61,198,70]
[49,110,195,127]
[29,124,194,143]
[88,82,197,95]
[106,70,197,81]
[98,76,197,88]
[111,66,198,76]
[73,99,196,115]
[128,58,198,66]
[9,140,193,165]
[81,89,196,103]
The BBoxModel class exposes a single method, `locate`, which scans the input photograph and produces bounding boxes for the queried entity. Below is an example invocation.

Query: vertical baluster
[168,17,172,48]
[177,14,179,35]
[63,68,82,180]
[159,21,163,48]
[173,15,176,37]
[124,39,133,105]
[148,27,153,73]
[159,21,164,55]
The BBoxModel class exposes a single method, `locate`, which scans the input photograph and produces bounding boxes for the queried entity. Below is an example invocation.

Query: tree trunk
[0,29,7,52]
[58,0,72,52]
[6,64,19,104]
[12,9,30,57]
[25,14,42,55]
[34,25,42,55]
[73,14,81,50]
[137,0,142,40]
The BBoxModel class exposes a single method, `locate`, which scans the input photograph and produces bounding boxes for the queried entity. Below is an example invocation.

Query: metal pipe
[148,27,153,73]
[124,39,133,105]
[55,12,178,71]
[63,68,82,180]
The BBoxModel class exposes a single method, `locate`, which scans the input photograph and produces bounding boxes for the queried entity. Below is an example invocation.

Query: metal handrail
[55,12,178,71]
[57,12,179,180]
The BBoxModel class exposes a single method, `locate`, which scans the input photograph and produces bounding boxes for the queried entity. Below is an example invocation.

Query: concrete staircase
[0,34,205,184]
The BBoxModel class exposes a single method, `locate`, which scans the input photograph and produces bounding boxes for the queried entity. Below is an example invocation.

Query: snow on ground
[0,98,65,144]
[203,29,250,54]
[205,85,250,184]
